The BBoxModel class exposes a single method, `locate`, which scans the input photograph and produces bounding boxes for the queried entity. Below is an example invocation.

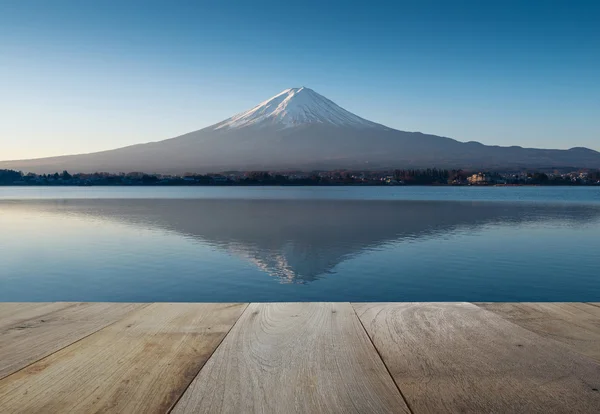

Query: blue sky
[1,0,599,160]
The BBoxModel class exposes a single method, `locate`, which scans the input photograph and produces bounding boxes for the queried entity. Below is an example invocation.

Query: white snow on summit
[214,87,388,130]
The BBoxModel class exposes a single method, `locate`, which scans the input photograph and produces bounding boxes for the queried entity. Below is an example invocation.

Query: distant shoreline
[2,168,599,187]
[1,183,598,187]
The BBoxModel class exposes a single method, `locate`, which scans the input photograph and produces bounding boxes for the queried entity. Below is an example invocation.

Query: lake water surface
[1,186,599,302]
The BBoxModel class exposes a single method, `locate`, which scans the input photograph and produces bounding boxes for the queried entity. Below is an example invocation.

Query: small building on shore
[467,173,492,185]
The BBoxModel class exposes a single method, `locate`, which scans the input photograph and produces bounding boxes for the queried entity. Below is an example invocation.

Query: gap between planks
[166,302,250,413]
[351,303,416,414]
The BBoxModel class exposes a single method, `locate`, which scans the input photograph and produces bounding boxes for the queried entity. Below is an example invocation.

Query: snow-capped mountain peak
[214,87,388,130]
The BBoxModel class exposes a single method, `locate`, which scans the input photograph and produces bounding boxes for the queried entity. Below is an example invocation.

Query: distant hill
[2,87,599,173]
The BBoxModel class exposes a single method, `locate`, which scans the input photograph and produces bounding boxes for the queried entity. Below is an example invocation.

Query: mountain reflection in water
[9,199,600,284]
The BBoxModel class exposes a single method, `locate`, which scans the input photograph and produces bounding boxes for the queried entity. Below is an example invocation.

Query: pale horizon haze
[1,0,599,161]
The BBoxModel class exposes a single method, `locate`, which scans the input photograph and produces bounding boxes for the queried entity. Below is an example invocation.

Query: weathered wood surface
[0,302,144,379]
[0,303,247,414]
[353,302,600,414]
[0,302,72,329]
[476,302,600,362]
[2,302,600,414]
[172,302,410,414]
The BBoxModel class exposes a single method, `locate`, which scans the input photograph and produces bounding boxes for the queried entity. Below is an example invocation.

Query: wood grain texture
[353,302,600,414]
[0,303,247,414]
[172,302,409,414]
[0,302,143,379]
[476,302,600,362]
[0,302,73,329]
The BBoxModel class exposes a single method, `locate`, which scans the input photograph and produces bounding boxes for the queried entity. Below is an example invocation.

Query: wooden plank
[0,302,74,329]
[0,303,247,414]
[0,302,143,379]
[172,302,410,414]
[353,302,600,414]
[476,302,600,362]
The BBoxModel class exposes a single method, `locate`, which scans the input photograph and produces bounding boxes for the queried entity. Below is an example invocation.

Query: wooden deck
[0,302,599,413]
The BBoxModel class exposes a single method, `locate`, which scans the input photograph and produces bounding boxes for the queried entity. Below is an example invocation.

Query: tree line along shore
[1,168,599,186]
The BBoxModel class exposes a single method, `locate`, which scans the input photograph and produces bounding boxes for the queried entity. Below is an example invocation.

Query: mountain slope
[213,87,388,130]
[1,87,599,173]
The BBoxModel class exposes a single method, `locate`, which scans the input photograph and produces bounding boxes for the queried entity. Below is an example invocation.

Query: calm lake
[1,186,599,302]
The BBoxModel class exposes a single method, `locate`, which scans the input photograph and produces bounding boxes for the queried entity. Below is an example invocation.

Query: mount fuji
[2,87,599,173]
